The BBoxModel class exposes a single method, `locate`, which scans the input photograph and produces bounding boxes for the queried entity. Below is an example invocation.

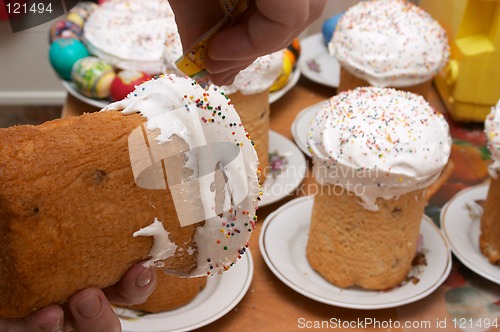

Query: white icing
[103,74,259,277]
[485,100,500,178]
[162,22,184,76]
[133,218,177,267]
[307,87,451,211]
[221,50,284,95]
[330,0,449,87]
[84,0,177,75]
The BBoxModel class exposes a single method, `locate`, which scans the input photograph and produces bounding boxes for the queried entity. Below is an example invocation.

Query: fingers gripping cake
[0,75,260,318]
[306,87,451,290]
[330,0,449,98]
[222,51,285,183]
[481,100,500,265]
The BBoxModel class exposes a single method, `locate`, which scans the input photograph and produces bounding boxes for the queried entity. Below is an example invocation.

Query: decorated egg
[66,1,98,27]
[110,70,152,101]
[269,53,294,92]
[66,8,88,28]
[286,38,301,67]
[49,38,89,81]
[49,19,83,43]
[322,12,344,45]
[71,57,116,99]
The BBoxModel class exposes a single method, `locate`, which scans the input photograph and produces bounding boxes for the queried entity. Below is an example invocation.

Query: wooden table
[62,77,500,332]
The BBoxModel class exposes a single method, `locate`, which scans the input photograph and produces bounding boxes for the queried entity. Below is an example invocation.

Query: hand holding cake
[0,75,260,321]
[169,0,326,85]
[0,264,156,332]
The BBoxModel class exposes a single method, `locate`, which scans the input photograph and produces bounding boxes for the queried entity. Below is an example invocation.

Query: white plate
[297,33,340,88]
[291,100,326,157]
[441,184,500,285]
[269,68,301,104]
[62,69,301,109]
[62,80,109,109]
[116,251,253,332]
[260,196,452,309]
[259,131,307,206]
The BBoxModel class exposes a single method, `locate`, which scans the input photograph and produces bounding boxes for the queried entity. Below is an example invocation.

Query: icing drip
[133,218,177,268]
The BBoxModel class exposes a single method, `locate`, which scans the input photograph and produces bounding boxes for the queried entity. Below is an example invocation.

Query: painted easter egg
[286,38,301,66]
[49,19,83,43]
[49,38,89,80]
[269,53,294,92]
[66,1,98,27]
[110,70,152,101]
[71,56,116,99]
[322,13,344,45]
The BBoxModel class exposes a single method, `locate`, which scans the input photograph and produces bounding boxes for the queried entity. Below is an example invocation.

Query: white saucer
[441,184,500,285]
[291,100,325,157]
[116,251,253,332]
[269,68,301,104]
[260,196,452,309]
[62,69,301,109]
[297,33,340,88]
[259,131,307,206]
[62,80,108,109]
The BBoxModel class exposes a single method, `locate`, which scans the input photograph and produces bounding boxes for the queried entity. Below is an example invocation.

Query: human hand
[0,264,157,332]
[169,0,326,85]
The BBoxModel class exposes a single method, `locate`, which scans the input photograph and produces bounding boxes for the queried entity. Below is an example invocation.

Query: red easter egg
[110,70,151,101]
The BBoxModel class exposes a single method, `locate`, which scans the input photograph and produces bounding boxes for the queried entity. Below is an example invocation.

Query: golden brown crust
[480,177,500,265]
[306,185,427,290]
[117,272,207,313]
[426,160,455,201]
[0,111,199,318]
[229,91,270,184]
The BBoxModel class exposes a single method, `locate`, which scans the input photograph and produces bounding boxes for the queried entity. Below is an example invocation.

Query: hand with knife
[169,0,326,86]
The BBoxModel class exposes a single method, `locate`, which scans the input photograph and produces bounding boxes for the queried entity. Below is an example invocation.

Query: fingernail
[76,293,102,319]
[136,267,154,287]
[39,319,63,332]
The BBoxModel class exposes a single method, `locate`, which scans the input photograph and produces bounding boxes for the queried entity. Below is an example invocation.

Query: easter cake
[480,100,500,266]
[0,75,260,318]
[306,87,451,289]
[329,0,449,98]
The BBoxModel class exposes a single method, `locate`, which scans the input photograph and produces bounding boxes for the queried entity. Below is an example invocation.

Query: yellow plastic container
[421,0,500,122]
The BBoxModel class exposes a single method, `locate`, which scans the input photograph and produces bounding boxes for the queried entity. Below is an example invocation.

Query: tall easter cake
[223,51,284,183]
[83,0,181,75]
[480,100,500,265]
[306,87,451,289]
[330,0,449,98]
